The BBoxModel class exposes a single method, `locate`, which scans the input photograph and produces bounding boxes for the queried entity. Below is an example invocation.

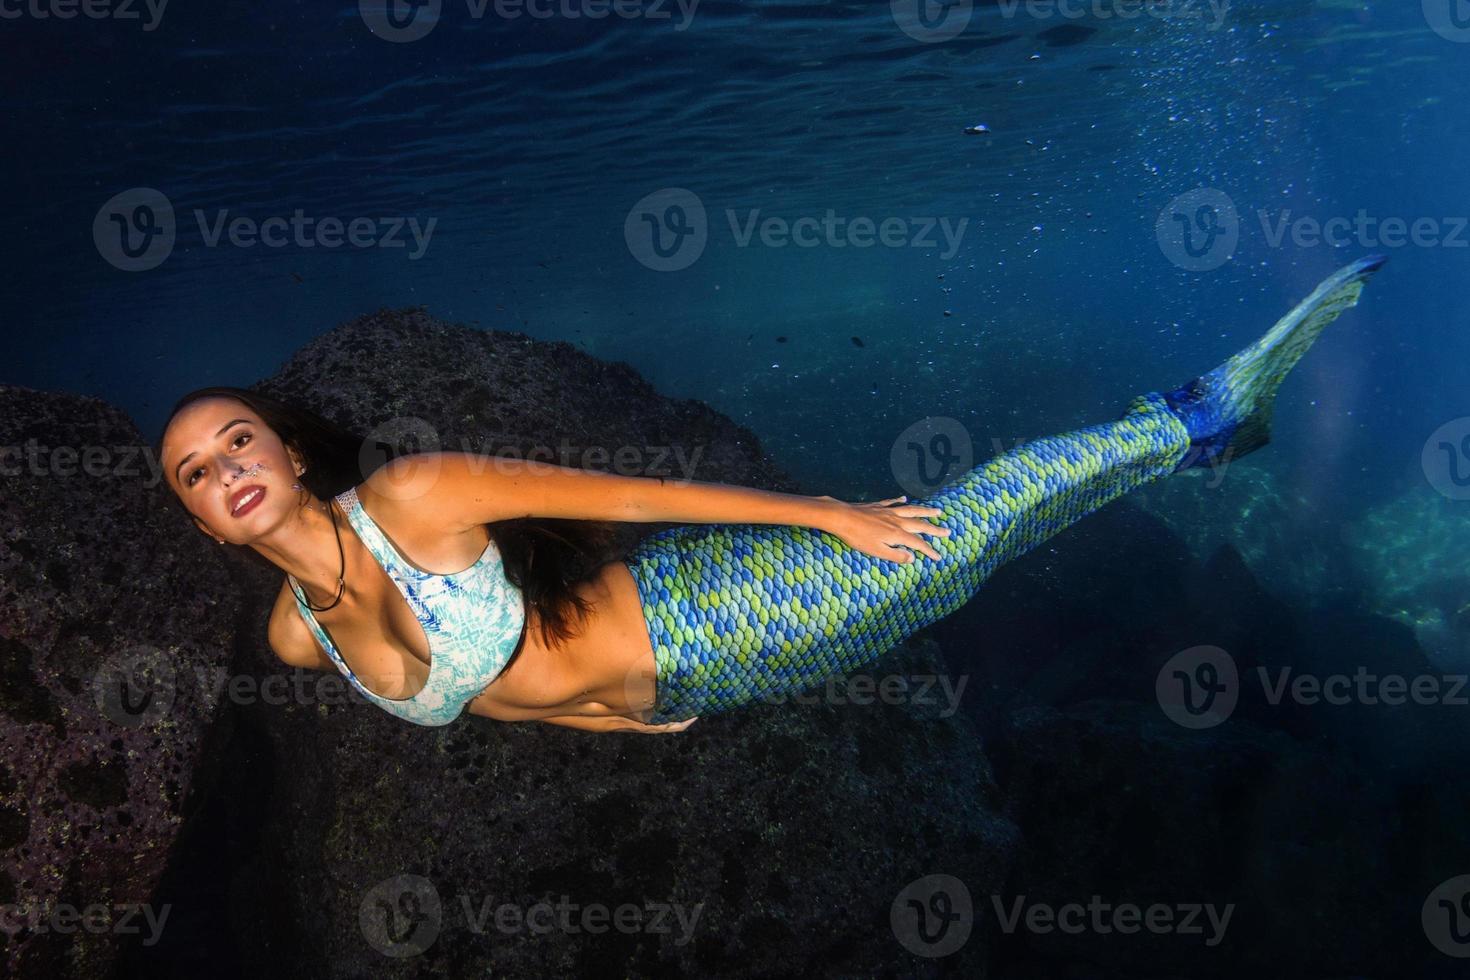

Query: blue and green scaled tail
[624,257,1387,724]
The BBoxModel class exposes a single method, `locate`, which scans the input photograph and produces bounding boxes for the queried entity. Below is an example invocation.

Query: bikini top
[287,486,526,727]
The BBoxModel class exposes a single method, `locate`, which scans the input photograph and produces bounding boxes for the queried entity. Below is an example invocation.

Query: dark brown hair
[157,386,625,650]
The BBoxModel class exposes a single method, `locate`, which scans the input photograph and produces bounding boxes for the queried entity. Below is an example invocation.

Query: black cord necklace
[300,498,347,613]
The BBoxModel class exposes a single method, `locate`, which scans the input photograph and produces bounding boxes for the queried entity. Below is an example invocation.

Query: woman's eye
[183,431,252,487]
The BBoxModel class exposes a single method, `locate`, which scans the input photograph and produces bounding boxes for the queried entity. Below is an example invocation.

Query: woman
[159,256,1384,734]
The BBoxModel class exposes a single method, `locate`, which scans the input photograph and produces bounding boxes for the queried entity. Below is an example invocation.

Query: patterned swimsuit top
[287,486,527,727]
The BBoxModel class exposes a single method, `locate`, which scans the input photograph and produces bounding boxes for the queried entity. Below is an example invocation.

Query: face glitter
[231,461,267,483]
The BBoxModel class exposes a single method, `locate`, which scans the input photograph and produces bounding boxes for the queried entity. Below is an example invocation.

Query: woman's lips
[230,485,267,517]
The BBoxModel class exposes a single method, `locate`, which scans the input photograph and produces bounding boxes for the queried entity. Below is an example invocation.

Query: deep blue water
[6,2,1470,974]
[5,1,1464,511]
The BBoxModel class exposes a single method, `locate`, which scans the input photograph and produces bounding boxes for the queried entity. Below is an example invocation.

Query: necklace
[300,498,347,613]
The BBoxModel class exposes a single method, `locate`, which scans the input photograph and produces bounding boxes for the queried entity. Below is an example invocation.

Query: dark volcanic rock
[989,700,1467,979]
[121,309,1018,977]
[0,385,242,978]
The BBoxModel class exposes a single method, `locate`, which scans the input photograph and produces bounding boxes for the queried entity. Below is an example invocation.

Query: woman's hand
[613,715,699,734]
[818,494,950,564]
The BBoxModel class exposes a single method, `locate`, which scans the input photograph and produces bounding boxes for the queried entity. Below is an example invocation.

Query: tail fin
[1164,255,1388,471]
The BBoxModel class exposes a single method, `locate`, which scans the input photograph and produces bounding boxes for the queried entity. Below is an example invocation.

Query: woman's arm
[536,713,698,734]
[368,450,840,531]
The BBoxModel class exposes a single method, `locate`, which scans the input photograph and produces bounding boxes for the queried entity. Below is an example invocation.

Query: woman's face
[161,396,303,544]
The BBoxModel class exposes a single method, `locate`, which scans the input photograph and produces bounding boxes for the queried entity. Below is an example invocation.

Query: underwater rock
[1342,485,1470,671]
[126,309,1017,977]
[989,699,1466,979]
[0,385,242,979]
[1131,463,1354,604]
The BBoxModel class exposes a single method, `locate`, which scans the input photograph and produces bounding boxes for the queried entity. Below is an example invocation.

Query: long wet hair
[158,386,625,650]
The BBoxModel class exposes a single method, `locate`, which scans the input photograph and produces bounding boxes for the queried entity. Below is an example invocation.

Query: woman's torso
[291,494,658,723]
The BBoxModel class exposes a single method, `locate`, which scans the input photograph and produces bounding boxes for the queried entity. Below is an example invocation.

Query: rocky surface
[9,306,1464,978]
[0,385,242,978]
[1342,485,1470,671]
[104,308,1018,977]
[928,497,1470,978]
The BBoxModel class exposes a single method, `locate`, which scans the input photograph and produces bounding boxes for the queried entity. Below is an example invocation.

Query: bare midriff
[464,559,660,724]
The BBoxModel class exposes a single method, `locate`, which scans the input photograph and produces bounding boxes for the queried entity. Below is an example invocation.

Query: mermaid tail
[1163,254,1388,470]
[625,257,1387,723]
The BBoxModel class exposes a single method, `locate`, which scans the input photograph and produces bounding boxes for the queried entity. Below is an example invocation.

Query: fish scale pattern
[625,392,1192,723]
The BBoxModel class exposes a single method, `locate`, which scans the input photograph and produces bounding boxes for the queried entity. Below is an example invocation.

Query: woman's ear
[193,515,225,545]
[287,445,306,479]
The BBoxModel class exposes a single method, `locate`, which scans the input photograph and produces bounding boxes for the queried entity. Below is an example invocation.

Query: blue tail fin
[1164,255,1388,472]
